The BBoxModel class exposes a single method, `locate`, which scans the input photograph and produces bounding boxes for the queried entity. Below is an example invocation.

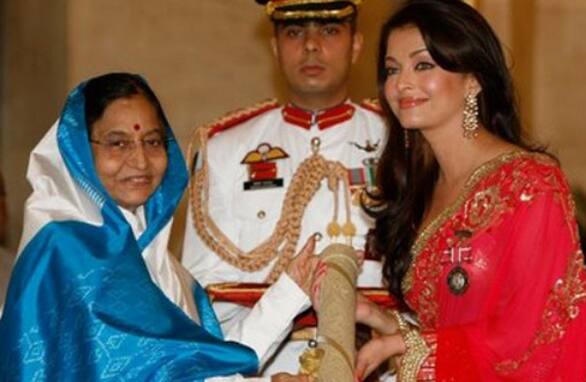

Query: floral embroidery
[404,152,573,320]
[463,186,502,229]
[401,151,586,377]
[405,151,532,327]
[496,250,586,374]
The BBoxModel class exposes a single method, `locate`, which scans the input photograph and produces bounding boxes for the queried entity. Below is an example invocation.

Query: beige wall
[1,0,68,250]
[1,0,585,249]
[67,0,393,148]
[482,0,586,192]
[68,0,277,148]
[532,0,586,191]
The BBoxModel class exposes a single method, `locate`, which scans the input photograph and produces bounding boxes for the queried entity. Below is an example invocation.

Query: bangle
[389,310,430,382]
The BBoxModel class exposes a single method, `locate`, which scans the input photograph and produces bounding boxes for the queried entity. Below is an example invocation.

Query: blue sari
[0,80,258,381]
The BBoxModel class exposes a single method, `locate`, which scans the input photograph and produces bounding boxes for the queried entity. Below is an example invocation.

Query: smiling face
[383,25,477,134]
[272,19,363,109]
[90,94,167,211]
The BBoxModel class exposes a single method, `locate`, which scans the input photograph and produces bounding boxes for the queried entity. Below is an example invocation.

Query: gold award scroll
[309,243,359,382]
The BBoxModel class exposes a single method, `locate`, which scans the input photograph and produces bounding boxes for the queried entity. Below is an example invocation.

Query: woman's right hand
[271,373,314,382]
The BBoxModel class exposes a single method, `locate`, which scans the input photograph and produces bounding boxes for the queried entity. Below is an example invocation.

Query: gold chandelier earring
[462,92,479,139]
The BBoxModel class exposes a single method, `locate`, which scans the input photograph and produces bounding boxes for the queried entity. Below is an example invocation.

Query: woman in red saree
[354,0,586,380]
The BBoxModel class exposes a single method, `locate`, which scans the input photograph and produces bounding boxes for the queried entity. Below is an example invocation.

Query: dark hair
[83,72,168,135]
[371,0,541,306]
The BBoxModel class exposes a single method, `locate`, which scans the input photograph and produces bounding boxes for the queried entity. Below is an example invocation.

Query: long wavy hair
[370,0,539,306]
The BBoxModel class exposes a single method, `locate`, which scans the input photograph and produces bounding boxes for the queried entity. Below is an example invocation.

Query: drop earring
[462,93,479,139]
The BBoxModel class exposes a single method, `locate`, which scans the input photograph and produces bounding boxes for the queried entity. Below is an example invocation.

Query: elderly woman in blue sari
[0,73,317,382]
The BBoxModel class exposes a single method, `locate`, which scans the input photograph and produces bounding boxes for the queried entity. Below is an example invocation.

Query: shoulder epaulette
[207,99,280,138]
[187,99,280,173]
[359,98,384,115]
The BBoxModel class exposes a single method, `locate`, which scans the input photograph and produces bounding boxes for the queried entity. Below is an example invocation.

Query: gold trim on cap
[266,0,363,18]
[272,5,355,20]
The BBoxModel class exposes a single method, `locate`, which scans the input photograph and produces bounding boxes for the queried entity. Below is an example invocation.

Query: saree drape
[0,80,258,381]
[404,152,586,381]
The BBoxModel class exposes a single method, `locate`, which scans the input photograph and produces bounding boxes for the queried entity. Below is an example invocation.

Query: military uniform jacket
[182,100,386,374]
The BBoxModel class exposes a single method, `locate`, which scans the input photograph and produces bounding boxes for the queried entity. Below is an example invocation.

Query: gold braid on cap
[188,114,357,283]
[272,7,353,20]
[266,0,363,20]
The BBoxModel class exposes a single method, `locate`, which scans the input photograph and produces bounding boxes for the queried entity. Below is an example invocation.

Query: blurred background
[0,0,585,252]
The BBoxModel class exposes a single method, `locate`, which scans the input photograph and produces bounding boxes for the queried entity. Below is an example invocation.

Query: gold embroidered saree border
[495,249,586,374]
[402,150,550,294]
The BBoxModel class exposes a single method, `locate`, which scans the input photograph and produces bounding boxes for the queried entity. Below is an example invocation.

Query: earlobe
[351,32,364,64]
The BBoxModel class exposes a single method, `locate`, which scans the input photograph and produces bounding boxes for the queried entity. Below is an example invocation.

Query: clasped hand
[284,240,405,381]
[354,293,406,381]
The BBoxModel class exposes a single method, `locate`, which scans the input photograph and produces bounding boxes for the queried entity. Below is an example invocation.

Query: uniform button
[257,210,266,219]
[311,137,321,153]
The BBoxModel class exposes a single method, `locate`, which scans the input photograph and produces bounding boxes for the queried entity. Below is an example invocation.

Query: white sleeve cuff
[225,272,310,366]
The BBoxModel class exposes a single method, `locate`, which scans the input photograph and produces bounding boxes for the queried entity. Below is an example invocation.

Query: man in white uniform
[182,0,387,378]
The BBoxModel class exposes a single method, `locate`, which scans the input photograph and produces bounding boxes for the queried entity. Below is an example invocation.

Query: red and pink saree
[405,152,586,381]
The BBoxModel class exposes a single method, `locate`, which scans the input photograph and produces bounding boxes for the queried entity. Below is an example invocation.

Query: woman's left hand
[355,333,406,381]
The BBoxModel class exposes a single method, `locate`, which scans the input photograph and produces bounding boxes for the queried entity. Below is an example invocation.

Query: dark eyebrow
[101,130,130,138]
[100,126,164,138]
[385,47,429,64]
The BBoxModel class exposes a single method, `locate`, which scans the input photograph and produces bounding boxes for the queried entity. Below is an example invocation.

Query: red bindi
[133,124,141,131]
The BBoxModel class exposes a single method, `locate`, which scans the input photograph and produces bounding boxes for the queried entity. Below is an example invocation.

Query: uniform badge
[349,139,380,153]
[241,143,289,191]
